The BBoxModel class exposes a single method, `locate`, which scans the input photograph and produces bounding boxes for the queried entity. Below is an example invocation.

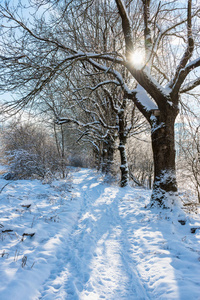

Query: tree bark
[150,107,178,206]
[118,143,129,187]
[118,108,129,187]
[101,136,115,174]
[93,146,101,171]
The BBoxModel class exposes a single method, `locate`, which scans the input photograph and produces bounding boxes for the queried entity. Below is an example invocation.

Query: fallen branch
[2,229,13,233]
[21,232,35,241]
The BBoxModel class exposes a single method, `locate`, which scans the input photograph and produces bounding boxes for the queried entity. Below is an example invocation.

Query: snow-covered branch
[0,54,25,61]
[169,0,195,92]
[88,58,126,87]
[56,113,117,131]
[180,77,200,93]
[86,80,120,92]
[115,0,133,56]
[170,57,200,94]
[125,85,157,122]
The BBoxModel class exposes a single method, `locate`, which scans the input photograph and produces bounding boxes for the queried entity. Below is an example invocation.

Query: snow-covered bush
[7,149,45,179]
[2,121,62,179]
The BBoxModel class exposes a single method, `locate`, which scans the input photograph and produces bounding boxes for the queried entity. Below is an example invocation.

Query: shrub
[2,121,62,179]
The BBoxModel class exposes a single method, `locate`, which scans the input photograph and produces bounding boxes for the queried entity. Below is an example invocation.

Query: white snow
[135,85,158,111]
[150,116,165,133]
[0,168,200,300]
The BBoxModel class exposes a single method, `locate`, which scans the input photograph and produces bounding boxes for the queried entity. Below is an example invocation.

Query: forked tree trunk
[150,108,178,206]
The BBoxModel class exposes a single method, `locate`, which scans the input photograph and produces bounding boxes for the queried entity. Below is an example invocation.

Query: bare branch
[169,0,195,92]
[115,0,133,57]
[180,77,200,93]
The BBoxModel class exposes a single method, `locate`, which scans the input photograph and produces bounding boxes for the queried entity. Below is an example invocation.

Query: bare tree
[0,0,200,206]
[128,136,153,189]
[177,114,200,203]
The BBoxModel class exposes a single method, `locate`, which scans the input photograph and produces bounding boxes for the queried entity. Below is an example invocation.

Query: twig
[21,204,31,209]
[0,181,14,194]
[21,232,35,241]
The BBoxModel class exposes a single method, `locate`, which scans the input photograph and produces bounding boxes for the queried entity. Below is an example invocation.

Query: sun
[130,50,145,69]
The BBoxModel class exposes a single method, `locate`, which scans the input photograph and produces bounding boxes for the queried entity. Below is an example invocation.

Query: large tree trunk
[150,109,178,206]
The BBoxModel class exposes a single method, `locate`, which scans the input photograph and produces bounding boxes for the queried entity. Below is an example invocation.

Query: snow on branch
[134,85,158,112]
[88,58,127,89]
[184,57,200,73]
[143,0,153,59]
[115,0,133,56]
[48,52,123,66]
[153,8,198,63]
[0,55,25,61]
[55,117,100,128]
[56,113,117,130]
[101,87,119,114]
[124,85,158,122]
[170,57,200,94]
[180,77,200,93]
[75,127,111,150]
[125,62,171,108]
[86,80,120,91]
[169,0,195,92]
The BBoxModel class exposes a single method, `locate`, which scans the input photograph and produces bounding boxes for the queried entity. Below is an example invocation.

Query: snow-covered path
[0,168,200,299]
[40,169,148,299]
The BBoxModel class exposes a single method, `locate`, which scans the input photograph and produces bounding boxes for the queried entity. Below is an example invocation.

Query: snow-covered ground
[0,168,200,300]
